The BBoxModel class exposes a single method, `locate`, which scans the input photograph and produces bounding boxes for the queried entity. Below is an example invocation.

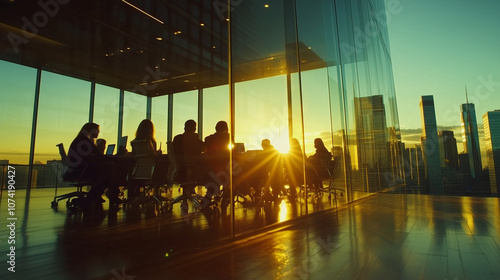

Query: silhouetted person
[133,119,160,154]
[260,139,283,200]
[285,138,304,197]
[65,123,122,207]
[96,138,106,154]
[204,121,230,203]
[306,138,332,189]
[172,119,206,183]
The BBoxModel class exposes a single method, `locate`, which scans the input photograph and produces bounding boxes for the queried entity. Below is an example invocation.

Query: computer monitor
[234,143,245,153]
[105,144,115,155]
[119,136,128,149]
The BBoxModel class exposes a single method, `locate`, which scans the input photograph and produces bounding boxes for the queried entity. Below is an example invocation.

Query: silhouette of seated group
[62,119,335,212]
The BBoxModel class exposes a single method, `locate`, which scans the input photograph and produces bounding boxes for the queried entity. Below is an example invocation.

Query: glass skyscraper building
[483,110,500,194]
[420,95,444,194]
[0,0,402,237]
[461,103,482,178]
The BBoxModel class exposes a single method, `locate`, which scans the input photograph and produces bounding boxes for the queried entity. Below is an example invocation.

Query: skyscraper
[461,103,482,178]
[420,95,444,194]
[354,95,389,172]
[483,110,500,195]
[438,130,459,170]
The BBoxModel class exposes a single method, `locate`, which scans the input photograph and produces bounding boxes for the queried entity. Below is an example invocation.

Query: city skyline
[387,0,500,148]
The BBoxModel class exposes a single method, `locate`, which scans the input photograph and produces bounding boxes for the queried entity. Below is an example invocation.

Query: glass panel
[34,71,91,188]
[93,84,120,151]
[234,76,288,152]
[122,91,147,151]
[202,85,230,139]
[172,90,198,137]
[151,95,170,153]
[0,61,36,191]
[0,61,36,166]
[232,0,297,236]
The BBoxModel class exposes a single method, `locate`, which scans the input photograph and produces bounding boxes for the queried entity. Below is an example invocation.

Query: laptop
[119,136,128,150]
[234,143,245,153]
[105,144,115,155]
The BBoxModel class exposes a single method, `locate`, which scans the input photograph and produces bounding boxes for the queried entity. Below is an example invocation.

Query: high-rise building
[461,103,483,178]
[420,95,444,194]
[438,130,459,170]
[354,95,389,170]
[483,110,500,194]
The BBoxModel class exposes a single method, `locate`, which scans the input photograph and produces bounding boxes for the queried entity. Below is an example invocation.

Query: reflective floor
[1,188,499,280]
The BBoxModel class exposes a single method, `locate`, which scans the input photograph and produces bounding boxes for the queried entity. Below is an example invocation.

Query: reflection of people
[204,121,230,202]
[172,119,205,182]
[133,119,160,154]
[65,123,123,207]
[285,138,303,196]
[96,138,106,154]
[306,138,332,189]
[260,139,283,199]
[205,121,230,172]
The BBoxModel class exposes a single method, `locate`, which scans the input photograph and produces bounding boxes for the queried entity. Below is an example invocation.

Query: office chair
[308,157,342,202]
[166,141,205,212]
[126,140,170,213]
[51,143,90,212]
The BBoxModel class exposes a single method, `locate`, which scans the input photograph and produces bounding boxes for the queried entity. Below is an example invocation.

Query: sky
[386,0,500,150]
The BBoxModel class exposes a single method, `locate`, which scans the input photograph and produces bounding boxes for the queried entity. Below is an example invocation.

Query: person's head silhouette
[185,119,197,133]
[215,121,228,133]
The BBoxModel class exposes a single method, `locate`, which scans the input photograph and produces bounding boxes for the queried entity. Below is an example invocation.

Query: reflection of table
[104,154,171,198]
[232,150,284,198]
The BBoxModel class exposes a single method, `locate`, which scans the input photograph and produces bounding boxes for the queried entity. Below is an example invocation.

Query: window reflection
[173,90,198,137]
[151,95,169,153]
[122,91,147,151]
[94,84,120,148]
[0,61,36,165]
[35,71,90,164]
[235,76,289,153]
[202,85,230,139]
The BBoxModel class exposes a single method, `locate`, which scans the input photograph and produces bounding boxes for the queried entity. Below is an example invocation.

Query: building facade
[483,110,500,194]
[0,0,402,236]
[461,103,483,178]
[420,95,444,194]
[438,130,459,170]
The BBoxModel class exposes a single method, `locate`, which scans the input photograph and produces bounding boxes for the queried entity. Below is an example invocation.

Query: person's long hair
[135,119,155,141]
[79,122,99,138]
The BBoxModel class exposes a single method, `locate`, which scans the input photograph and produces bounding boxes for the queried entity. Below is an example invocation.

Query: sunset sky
[386,0,500,151]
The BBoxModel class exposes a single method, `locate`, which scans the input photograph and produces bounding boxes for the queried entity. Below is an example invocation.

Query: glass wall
[122,91,147,151]
[151,95,170,153]
[172,90,198,138]
[0,61,36,165]
[202,85,230,140]
[0,0,401,243]
[93,84,120,150]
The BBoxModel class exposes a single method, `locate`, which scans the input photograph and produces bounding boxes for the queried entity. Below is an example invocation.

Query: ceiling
[0,0,325,97]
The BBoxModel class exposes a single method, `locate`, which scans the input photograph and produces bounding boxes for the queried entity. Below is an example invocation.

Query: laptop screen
[105,144,115,155]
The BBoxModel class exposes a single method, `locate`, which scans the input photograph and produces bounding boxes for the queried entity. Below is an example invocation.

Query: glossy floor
[1,188,499,279]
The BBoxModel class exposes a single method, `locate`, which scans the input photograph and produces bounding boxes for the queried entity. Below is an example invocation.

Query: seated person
[96,138,106,154]
[204,121,230,202]
[172,119,206,183]
[285,138,303,196]
[65,123,124,207]
[132,119,161,154]
[259,139,283,199]
[306,138,332,189]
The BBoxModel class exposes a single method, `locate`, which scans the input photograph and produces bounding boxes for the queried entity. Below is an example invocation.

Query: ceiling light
[121,0,164,24]
[200,23,205,26]
[156,37,163,40]
[264,4,269,8]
